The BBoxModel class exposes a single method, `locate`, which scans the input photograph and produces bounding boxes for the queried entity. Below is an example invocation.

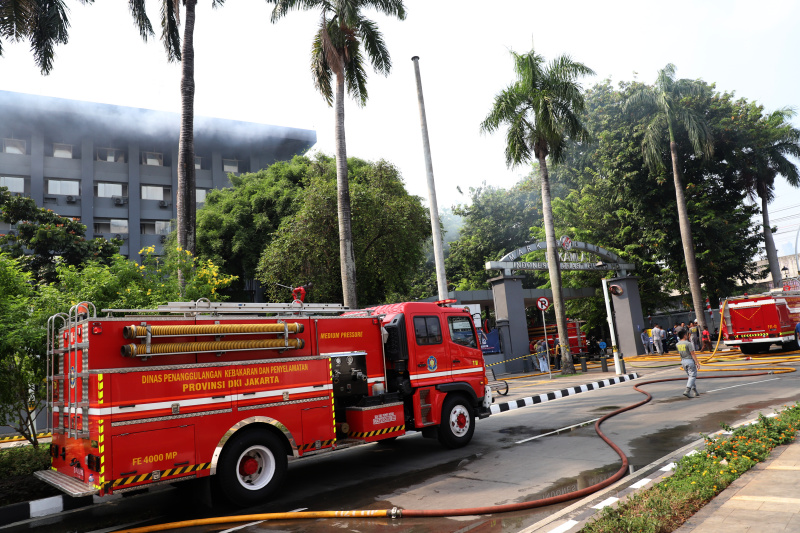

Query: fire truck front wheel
[438,394,475,449]
[217,428,287,505]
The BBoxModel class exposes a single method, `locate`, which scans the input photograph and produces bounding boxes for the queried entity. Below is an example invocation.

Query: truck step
[34,470,98,497]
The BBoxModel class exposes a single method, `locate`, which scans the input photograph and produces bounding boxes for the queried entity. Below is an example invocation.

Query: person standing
[677,329,700,397]
[536,340,549,373]
[689,321,701,351]
[641,329,652,354]
[553,339,562,370]
[701,327,712,352]
[653,324,664,355]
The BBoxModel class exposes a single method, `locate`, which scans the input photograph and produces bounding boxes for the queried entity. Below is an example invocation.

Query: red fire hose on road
[115,369,794,532]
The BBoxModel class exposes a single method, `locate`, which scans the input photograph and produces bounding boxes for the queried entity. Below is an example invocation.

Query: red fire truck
[36,299,491,505]
[722,290,800,354]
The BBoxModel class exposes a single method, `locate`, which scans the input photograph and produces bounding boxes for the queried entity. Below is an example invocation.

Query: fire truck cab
[722,290,800,354]
[36,299,491,505]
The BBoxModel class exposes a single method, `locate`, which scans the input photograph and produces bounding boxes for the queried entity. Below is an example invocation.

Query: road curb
[0,493,94,527]
[490,372,640,415]
[523,412,787,532]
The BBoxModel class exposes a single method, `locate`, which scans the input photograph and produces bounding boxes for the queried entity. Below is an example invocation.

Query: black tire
[437,394,475,449]
[216,427,287,506]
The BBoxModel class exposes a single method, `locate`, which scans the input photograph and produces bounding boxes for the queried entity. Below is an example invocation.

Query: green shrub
[0,444,51,479]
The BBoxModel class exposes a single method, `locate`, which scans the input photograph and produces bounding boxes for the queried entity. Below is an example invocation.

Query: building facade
[0,90,316,257]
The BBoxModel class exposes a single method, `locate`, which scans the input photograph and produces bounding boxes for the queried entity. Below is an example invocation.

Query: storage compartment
[330,352,368,397]
[346,402,405,442]
[111,425,195,481]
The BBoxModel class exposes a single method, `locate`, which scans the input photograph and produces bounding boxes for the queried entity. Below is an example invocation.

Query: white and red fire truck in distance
[721,289,800,355]
[35,298,492,505]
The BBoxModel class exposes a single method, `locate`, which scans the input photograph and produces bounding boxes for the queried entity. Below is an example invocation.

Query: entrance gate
[484,237,645,373]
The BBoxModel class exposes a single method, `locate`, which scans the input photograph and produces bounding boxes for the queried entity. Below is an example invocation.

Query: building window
[194,156,202,170]
[141,220,172,235]
[141,185,170,201]
[222,159,238,173]
[0,176,25,194]
[53,143,73,159]
[142,151,163,166]
[196,189,207,204]
[95,182,127,198]
[2,139,26,155]
[47,179,80,196]
[97,147,126,163]
[94,219,128,235]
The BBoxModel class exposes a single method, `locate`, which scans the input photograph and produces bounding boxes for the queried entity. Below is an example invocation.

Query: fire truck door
[410,316,451,386]
[446,315,483,382]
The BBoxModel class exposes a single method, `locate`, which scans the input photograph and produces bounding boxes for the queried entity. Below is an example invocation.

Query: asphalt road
[7,361,800,533]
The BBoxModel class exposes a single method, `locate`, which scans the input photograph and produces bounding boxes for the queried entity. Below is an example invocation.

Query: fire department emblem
[426,356,437,372]
[69,366,76,388]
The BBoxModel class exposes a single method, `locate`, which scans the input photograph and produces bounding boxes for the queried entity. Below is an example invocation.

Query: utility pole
[412,56,448,301]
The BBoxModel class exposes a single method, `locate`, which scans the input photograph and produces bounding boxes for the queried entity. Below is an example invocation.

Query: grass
[581,403,800,533]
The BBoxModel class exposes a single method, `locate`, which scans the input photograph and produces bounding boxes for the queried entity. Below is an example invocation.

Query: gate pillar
[489,276,530,373]
[608,276,646,357]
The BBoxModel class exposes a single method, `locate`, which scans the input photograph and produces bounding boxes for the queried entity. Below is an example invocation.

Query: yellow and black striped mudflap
[348,424,406,442]
[111,462,210,490]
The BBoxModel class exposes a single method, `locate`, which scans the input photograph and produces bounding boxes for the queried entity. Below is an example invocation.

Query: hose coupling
[389,507,401,519]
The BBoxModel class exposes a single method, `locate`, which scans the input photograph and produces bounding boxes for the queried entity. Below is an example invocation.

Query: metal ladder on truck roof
[102,298,366,316]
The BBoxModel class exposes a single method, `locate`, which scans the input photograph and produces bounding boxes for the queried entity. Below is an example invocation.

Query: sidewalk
[676,438,800,533]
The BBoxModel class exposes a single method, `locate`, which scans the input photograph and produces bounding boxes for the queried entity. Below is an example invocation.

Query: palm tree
[481,48,595,374]
[0,0,71,74]
[741,108,800,286]
[624,64,713,331]
[127,0,225,258]
[267,0,406,309]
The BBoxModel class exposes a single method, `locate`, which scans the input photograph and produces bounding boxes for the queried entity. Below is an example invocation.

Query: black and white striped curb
[0,493,97,527]
[490,373,640,415]
[523,415,781,532]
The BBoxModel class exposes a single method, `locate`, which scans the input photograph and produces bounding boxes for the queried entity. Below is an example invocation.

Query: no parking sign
[536,297,551,311]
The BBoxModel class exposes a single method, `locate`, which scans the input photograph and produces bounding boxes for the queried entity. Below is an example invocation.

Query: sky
[2,0,799,258]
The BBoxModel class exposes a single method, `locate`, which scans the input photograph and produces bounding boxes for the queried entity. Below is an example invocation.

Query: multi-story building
[0,90,316,257]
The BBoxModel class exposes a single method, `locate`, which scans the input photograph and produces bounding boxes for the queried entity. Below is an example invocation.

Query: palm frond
[642,114,668,171]
[160,0,181,62]
[673,106,714,159]
[311,29,333,105]
[128,0,154,41]
[344,44,369,106]
[0,0,33,43]
[622,87,657,116]
[365,0,406,20]
[357,17,390,75]
[480,84,526,134]
[267,0,327,22]
[29,0,71,75]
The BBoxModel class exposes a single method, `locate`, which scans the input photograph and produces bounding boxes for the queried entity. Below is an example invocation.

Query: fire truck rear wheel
[438,394,475,449]
[217,428,287,505]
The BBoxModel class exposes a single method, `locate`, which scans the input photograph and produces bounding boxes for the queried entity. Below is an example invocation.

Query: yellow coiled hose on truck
[122,323,303,339]
[121,338,304,357]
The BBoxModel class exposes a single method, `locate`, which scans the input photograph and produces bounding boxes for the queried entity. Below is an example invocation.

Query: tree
[739,108,800,287]
[0,188,120,283]
[624,64,714,331]
[257,157,429,305]
[481,48,594,373]
[0,254,49,447]
[0,0,73,74]
[196,158,308,299]
[126,0,226,259]
[446,178,543,291]
[267,0,407,309]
